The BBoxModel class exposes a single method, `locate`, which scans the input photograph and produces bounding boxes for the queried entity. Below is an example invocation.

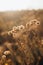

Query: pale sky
[0,0,43,11]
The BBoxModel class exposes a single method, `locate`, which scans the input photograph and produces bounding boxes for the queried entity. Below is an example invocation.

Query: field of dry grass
[0,10,43,32]
[0,10,43,65]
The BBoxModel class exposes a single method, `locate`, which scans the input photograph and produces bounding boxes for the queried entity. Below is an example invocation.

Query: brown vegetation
[0,10,43,65]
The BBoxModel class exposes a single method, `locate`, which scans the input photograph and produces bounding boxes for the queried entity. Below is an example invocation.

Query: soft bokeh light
[0,0,43,11]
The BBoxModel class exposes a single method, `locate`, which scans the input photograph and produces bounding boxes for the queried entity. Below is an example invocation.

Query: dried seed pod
[1,55,6,63]
[29,19,38,25]
[8,31,12,35]
[19,25,25,30]
[2,55,6,60]
[35,20,40,25]
[13,26,19,32]
[26,22,29,29]
[4,51,11,56]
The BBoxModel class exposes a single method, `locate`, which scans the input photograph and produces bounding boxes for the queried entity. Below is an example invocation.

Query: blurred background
[0,0,43,32]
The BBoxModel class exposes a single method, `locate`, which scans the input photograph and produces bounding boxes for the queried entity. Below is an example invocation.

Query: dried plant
[0,19,43,65]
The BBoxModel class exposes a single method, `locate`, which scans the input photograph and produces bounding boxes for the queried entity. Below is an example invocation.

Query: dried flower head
[1,55,6,63]
[2,55,6,60]
[35,20,40,25]
[4,50,11,55]
[26,22,29,28]
[8,31,12,35]
[19,25,25,30]
[13,26,19,32]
